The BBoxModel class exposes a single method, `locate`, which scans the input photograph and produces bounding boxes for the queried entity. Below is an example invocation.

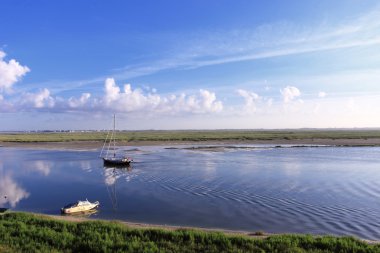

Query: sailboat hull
[103,157,132,166]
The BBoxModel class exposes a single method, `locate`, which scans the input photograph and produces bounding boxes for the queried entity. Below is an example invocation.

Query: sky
[1,0,380,130]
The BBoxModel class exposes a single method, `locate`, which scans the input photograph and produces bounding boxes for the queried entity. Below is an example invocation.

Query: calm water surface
[0,145,379,240]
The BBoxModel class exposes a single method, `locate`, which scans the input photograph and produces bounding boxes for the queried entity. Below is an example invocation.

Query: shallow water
[0,145,379,240]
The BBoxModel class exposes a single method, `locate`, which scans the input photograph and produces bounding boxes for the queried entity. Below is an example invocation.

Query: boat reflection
[103,165,132,211]
[61,209,99,218]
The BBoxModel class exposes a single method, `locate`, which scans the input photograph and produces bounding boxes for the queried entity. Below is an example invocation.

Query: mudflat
[2,138,380,150]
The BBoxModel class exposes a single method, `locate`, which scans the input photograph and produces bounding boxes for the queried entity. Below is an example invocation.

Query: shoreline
[2,211,379,244]
[47,213,268,238]
[2,138,380,150]
[2,212,379,252]
[25,212,378,245]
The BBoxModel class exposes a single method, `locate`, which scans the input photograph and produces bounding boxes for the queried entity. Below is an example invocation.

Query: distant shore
[2,138,380,150]
[2,129,380,149]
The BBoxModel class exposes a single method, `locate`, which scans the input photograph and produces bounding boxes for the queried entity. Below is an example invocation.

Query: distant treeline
[0,212,378,253]
[1,129,380,142]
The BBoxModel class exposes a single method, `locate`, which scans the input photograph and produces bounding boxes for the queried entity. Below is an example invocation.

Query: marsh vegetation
[0,213,378,253]
[1,129,380,143]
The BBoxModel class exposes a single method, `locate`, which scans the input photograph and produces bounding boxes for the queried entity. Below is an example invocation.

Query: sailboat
[100,114,133,166]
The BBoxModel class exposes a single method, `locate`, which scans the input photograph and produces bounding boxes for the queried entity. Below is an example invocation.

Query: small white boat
[61,199,99,214]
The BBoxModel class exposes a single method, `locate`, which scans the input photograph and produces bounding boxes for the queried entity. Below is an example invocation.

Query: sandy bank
[2,138,380,150]
[46,213,266,238]
[28,213,373,245]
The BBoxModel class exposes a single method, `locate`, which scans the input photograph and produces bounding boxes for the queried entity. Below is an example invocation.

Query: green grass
[0,212,378,252]
[1,129,380,143]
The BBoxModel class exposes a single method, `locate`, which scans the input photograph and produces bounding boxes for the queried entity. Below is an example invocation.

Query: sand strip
[2,138,380,150]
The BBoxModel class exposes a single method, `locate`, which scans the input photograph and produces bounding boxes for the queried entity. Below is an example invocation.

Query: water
[0,145,379,240]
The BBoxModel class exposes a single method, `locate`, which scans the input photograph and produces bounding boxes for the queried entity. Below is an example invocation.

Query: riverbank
[50,213,268,238]
[0,212,378,252]
[2,129,380,150]
[2,137,380,150]
[50,213,380,245]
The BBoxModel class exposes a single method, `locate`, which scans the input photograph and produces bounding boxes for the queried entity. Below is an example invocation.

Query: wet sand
[1,138,380,150]
[47,213,267,238]
[38,214,377,244]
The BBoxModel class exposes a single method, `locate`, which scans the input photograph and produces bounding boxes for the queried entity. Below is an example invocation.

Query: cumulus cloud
[0,51,30,92]
[101,78,223,114]
[198,89,223,113]
[318,91,327,98]
[281,86,301,103]
[1,78,223,115]
[237,89,260,113]
[68,93,91,108]
[21,88,55,108]
[103,78,160,111]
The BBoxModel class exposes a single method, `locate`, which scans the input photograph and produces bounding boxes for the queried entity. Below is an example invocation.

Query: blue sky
[1,0,380,130]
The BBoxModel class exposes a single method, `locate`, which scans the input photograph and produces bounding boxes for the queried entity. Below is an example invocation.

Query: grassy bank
[1,129,380,143]
[0,213,378,252]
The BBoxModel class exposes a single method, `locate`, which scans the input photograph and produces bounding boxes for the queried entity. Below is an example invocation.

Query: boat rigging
[100,114,133,166]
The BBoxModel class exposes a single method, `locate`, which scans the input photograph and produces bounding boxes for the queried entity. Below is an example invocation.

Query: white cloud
[104,78,121,104]
[68,93,91,108]
[237,89,260,113]
[199,89,223,112]
[101,78,223,114]
[0,51,30,92]
[318,91,327,98]
[281,86,301,103]
[21,88,55,108]
[0,78,224,115]
[103,78,161,111]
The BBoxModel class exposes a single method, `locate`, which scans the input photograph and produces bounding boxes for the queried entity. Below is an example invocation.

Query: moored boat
[61,199,99,214]
[100,114,133,166]
[103,156,132,166]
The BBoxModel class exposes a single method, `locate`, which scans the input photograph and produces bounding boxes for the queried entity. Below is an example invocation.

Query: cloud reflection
[28,161,52,176]
[104,168,121,186]
[0,174,30,208]
[103,166,134,186]
[80,161,92,172]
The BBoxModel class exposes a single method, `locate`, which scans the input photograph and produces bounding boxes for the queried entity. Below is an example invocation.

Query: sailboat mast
[113,114,116,157]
